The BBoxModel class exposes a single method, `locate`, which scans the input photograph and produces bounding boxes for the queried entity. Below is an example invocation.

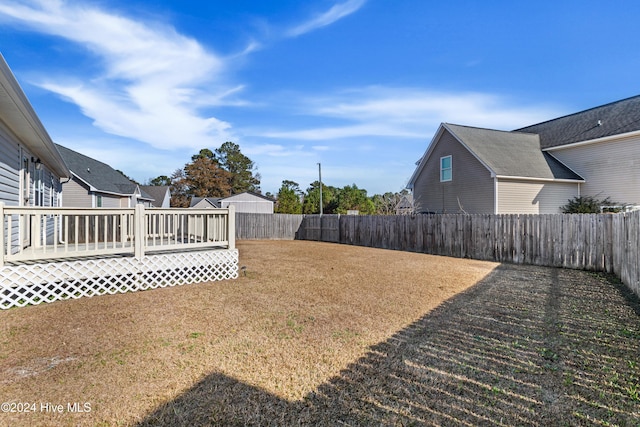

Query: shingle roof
[55,144,153,199]
[445,123,583,180]
[516,95,640,149]
[140,186,170,207]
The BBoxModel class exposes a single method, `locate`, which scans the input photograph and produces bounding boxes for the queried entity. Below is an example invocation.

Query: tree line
[273,180,414,215]
[148,142,414,214]
[148,142,260,207]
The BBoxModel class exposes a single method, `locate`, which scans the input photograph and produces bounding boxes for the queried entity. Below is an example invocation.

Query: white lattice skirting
[0,249,238,309]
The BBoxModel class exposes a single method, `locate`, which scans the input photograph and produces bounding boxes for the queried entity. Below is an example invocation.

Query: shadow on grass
[137,264,640,426]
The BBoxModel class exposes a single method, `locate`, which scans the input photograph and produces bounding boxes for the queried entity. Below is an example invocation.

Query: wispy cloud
[287,0,366,37]
[0,0,239,150]
[253,87,564,141]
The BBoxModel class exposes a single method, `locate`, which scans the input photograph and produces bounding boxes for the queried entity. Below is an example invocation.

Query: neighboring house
[407,95,640,214]
[141,185,171,208]
[190,191,274,213]
[395,194,415,215]
[55,144,154,208]
[190,197,221,209]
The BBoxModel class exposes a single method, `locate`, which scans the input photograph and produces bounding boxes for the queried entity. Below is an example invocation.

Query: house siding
[1,116,64,248]
[412,129,494,213]
[497,179,579,214]
[0,121,20,206]
[548,134,640,205]
[101,194,122,208]
[221,193,274,213]
[61,177,92,208]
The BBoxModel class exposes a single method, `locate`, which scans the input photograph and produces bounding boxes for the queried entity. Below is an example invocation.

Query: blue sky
[1,0,640,196]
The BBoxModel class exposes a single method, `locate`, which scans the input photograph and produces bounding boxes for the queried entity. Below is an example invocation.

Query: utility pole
[318,162,323,215]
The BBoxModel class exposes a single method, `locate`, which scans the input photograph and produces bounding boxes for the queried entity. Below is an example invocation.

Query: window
[97,195,103,207]
[440,155,452,182]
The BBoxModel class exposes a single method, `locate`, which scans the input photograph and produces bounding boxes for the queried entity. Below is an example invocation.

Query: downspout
[494,176,499,214]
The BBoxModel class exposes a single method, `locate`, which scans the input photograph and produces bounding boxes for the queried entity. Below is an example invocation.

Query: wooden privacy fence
[236,213,304,240]
[236,212,640,297]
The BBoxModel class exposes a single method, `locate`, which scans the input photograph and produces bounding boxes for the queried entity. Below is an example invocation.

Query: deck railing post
[228,205,236,250]
[0,202,4,268]
[134,204,145,259]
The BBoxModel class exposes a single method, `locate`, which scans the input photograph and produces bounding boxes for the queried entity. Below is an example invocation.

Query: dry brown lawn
[0,240,639,426]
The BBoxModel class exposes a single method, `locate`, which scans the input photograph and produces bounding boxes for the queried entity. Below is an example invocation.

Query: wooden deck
[0,205,238,309]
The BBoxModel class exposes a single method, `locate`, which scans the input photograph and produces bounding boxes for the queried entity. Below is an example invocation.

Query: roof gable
[445,124,581,180]
[141,186,170,207]
[222,191,274,202]
[189,197,221,208]
[407,123,583,188]
[516,95,640,149]
[55,144,141,196]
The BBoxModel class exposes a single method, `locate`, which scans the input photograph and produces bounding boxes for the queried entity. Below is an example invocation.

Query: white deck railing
[0,203,235,266]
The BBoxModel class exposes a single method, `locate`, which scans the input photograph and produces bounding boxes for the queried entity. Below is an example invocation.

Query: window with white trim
[440,155,452,182]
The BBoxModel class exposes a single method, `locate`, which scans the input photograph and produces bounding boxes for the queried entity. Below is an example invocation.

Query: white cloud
[0,0,239,150]
[287,0,366,37]
[253,87,564,141]
[242,143,316,158]
[312,145,331,151]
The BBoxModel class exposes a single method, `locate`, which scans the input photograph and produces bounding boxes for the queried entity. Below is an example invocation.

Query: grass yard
[0,240,639,426]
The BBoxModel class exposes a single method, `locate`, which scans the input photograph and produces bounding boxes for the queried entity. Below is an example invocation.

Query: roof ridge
[445,122,539,137]
[515,94,640,131]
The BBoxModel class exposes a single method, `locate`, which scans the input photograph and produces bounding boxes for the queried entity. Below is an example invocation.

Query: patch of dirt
[1,357,77,383]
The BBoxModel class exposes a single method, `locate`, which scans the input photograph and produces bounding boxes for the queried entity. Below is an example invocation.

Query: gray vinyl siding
[61,177,92,207]
[0,121,20,206]
[497,180,579,214]
[412,129,494,213]
[0,123,21,251]
[548,134,640,205]
[0,121,64,248]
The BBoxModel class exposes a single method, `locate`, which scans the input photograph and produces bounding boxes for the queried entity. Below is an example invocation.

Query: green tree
[191,148,216,161]
[215,142,261,194]
[148,175,171,186]
[336,184,375,215]
[561,195,620,213]
[275,180,303,214]
[303,181,338,214]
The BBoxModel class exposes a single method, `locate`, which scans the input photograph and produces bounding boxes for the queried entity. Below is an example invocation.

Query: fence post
[0,202,4,268]
[134,204,145,259]
[228,205,236,250]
